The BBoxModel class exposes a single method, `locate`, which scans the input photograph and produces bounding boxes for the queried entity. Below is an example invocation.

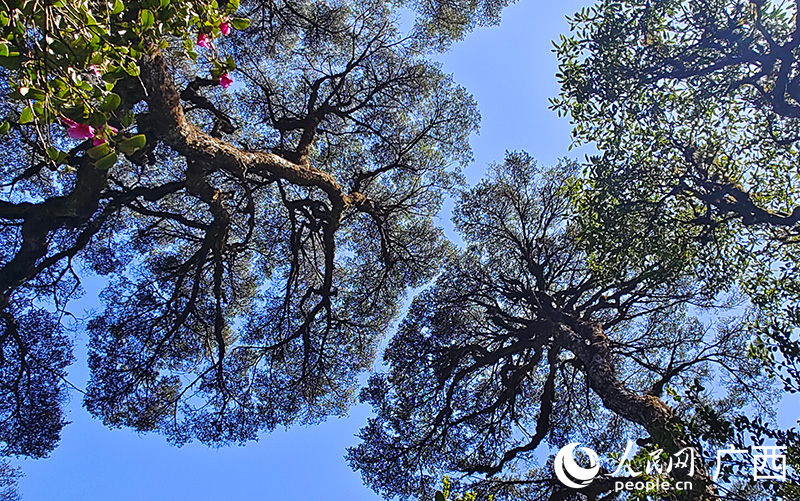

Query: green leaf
[227,0,239,12]
[230,17,250,30]
[46,146,61,162]
[0,54,21,70]
[50,40,70,54]
[111,0,124,14]
[100,93,121,112]
[119,110,135,128]
[19,106,33,124]
[102,67,128,83]
[47,79,67,95]
[0,121,9,134]
[61,104,86,121]
[139,8,155,28]
[116,134,146,155]
[0,44,7,57]
[26,87,47,101]
[124,61,140,76]
[435,491,446,501]
[94,152,118,170]
[89,112,107,128]
[87,143,111,159]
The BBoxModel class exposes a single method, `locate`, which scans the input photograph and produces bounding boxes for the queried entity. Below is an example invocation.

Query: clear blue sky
[15,1,797,499]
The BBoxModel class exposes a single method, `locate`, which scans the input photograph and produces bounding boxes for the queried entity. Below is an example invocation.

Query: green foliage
[547,0,800,497]
[349,155,776,500]
[552,0,800,391]
[0,0,480,471]
[0,0,245,166]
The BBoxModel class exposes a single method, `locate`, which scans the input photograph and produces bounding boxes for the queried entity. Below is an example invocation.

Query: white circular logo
[553,442,600,489]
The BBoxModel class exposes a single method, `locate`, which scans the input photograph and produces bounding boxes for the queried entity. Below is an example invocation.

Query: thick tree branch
[0,160,109,307]
[139,51,365,218]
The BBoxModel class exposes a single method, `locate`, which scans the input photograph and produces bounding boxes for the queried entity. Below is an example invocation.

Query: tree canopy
[348,153,785,500]
[0,0,500,458]
[550,0,800,402]
[349,0,800,499]
[0,0,798,500]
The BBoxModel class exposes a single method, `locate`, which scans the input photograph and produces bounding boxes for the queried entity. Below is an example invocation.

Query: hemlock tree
[0,0,511,469]
[348,154,786,500]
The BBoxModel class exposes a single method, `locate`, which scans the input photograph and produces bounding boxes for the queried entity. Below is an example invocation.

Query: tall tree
[0,0,510,460]
[551,0,800,494]
[550,0,800,335]
[349,154,787,500]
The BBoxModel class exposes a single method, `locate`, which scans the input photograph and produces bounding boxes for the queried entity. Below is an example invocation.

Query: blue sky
[13,1,586,499]
[16,2,591,497]
[15,0,797,499]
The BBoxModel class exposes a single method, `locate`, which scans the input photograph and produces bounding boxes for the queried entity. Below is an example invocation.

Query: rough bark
[138,51,365,218]
[553,313,720,500]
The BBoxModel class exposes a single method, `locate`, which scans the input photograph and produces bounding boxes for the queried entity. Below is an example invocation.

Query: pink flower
[62,118,95,140]
[219,72,233,89]
[92,125,118,146]
[88,65,101,77]
[220,22,231,36]
[197,33,212,49]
